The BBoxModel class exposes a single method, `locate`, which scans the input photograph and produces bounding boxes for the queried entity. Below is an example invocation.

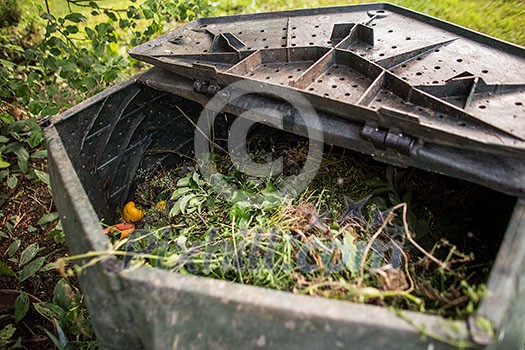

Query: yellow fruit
[123,201,144,223]
[156,200,167,212]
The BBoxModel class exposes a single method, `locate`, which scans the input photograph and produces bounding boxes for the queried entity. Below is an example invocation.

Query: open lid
[129,3,525,194]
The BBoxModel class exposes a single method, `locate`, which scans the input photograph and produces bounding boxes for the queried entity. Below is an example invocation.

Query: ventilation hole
[434,66,441,70]
[367,47,372,50]
[308,87,314,91]
[352,84,358,88]
[327,40,332,44]
[262,64,267,67]
[315,25,320,28]
[401,64,407,68]
[388,29,393,33]
[203,49,208,52]
[281,44,287,47]
[309,42,314,45]
[282,27,286,30]
[312,34,317,37]
[360,54,366,57]
[406,37,411,40]
[339,77,345,81]
[379,53,385,57]
[238,32,242,34]
[458,122,467,127]
[376,98,382,102]
[516,102,523,106]
[195,41,200,45]
[417,107,424,112]
[318,79,323,83]
[416,72,423,76]
[332,85,337,88]
[402,77,408,80]
[292,26,297,30]
[262,38,267,41]
[265,76,270,80]
[434,49,440,52]
[479,105,486,109]
[391,46,397,49]
[296,68,302,72]
[260,29,265,33]
[416,57,422,61]
[291,44,296,47]
[433,80,439,84]
[264,46,269,49]
[275,69,280,73]
[249,73,255,76]
[247,47,252,50]
[282,36,286,39]
[324,93,329,97]
[457,58,463,62]
[291,36,296,39]
[345,92,351,96]
[326,72,331,76]
[437,115,444,119]
[482,70,489,74]
[288,75,293,79]
[372,23,376,26]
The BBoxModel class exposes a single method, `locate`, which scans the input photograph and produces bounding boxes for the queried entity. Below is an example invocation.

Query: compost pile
[107,128,508,319]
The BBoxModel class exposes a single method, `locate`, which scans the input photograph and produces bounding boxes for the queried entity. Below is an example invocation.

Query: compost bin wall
[44,73,525,350]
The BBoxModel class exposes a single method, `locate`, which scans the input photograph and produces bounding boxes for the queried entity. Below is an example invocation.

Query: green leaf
[26,130,44,148]
[53,279,72,311]
[103,10,117,21]
[0,261,15,276]
[176,176,190,187]
[19,257,45,282]
[41,104,60,117]
[0,324,16,346]
[7,239,20,257]
[0,135,9,143]
[64,13,87,23]
[66,25,78,34]
[179,193,196,214]
[14,294,29,323]
[7,175,18,189]
[19,243,40,266]
[170,187,192,200]
[33,302,65,321]
[30,150,48,159]
[0,158,10,169]
[37,212,59,227]
[34,170,50,187]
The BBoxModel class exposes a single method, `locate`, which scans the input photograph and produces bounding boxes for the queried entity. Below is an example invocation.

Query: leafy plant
[0,112,47,193]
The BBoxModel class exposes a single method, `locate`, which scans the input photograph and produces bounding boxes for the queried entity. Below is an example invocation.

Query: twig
[231,216,243,284]
[401,204,451,272]
[357,203,404,286]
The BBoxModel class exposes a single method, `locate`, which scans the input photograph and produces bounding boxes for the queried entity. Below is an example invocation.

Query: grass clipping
[113,135,489,319]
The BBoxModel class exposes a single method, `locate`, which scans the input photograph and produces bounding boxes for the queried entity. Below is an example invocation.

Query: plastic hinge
[361,121,416,156]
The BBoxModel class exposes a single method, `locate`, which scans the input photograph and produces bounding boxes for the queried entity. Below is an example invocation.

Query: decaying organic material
[106,127,512,319]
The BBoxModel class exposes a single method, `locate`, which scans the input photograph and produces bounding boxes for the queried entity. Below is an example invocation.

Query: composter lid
[129,3,525,194]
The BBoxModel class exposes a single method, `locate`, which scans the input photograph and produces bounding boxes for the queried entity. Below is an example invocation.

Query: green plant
[0,112,48,195]
[0,0,21,28]
[35,278,98,349]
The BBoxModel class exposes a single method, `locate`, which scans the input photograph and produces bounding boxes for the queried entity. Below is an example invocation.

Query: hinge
[193,80,221,96]
[360,121,416,155]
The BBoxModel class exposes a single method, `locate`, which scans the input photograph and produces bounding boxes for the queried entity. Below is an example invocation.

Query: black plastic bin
[44,3,525,349]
